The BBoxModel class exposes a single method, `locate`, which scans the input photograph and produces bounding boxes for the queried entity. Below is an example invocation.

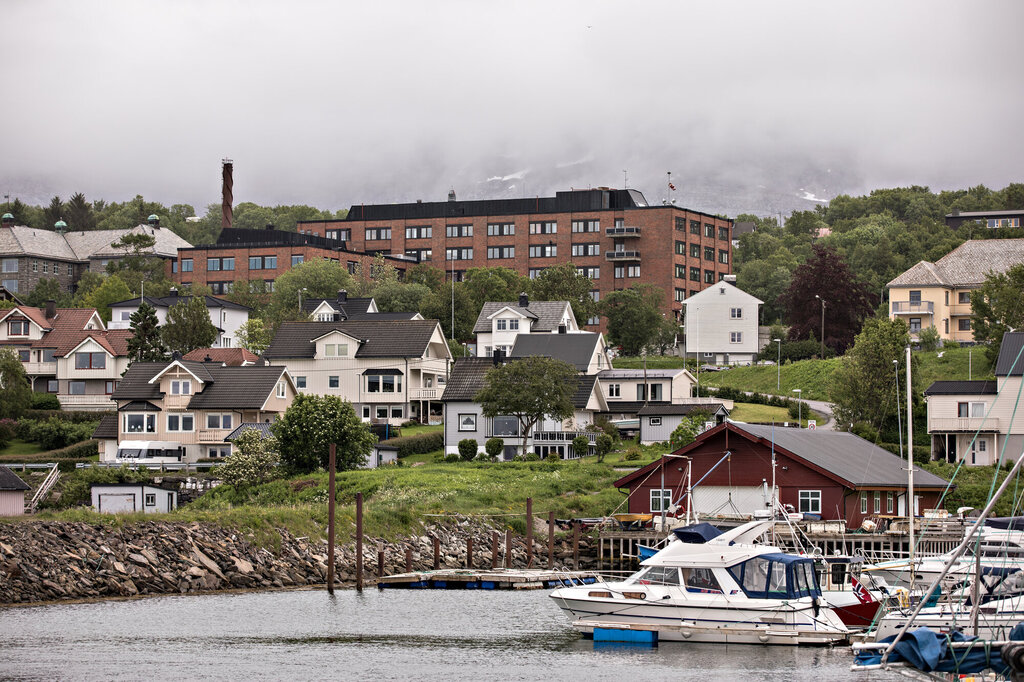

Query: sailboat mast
[906,345,915,588]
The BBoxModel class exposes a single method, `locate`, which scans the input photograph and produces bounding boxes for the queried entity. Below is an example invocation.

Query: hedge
[878,442,931,465]
[702,386,796,409]
[379,431,445,458]
[0,441,99,465]
[22,409,113,423]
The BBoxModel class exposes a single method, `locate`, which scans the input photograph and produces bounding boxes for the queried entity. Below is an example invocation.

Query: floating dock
[375,568,600,590]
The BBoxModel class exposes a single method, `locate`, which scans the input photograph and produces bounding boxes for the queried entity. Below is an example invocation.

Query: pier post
[327,443,336,595]
[405,547,413,572]
[355,492,363,591]
[467,537,473,569]
[548,511,555,568]
[505,529,512,568]
[491,531,499,569]
[573,522,580,570]
[432,535,440,570]
[526,497,533,568]
[377,549,385,578]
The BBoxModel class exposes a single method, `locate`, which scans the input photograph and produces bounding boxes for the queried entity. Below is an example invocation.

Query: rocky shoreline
[0,520,597,605]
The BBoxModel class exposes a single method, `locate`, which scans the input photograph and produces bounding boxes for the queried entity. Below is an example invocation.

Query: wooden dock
[375,568,600,590]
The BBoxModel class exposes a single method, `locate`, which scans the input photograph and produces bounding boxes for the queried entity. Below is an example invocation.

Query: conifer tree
[127,302,167,362]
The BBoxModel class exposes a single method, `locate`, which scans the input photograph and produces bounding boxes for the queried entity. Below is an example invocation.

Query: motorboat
[549,519,850,645]
[816,555,884,629]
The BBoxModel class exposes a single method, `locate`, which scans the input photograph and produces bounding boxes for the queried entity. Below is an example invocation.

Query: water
[0,589,888,681]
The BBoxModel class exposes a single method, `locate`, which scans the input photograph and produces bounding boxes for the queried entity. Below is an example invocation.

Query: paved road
[737,391,836,430]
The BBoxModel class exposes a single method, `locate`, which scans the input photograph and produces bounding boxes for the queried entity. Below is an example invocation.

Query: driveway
[737,391,836,430]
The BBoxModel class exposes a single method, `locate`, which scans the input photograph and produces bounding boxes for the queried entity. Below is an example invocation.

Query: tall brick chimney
[221,158,233,229]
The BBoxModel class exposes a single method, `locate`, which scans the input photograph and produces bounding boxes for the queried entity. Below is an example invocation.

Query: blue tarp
[855,627,1017,674]
[671,522,723,544]
[986,517,1024,530]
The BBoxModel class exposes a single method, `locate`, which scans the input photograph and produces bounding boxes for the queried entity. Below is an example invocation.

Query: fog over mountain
[2,1,1021,218]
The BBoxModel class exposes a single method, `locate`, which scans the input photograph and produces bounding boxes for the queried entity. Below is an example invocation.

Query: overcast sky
[3,0,1022,217]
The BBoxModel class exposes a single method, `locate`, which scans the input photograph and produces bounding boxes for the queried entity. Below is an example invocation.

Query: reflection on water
[0,589,889,681]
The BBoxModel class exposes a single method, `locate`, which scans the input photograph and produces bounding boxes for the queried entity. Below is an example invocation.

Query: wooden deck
[375,568,600,590]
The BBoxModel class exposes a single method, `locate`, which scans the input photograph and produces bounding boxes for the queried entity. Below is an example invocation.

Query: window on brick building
[405,226,432,239]
[675,241,685,255]
[690,220,700,235]
[446,247,473,260]
[704,246,714,260]
[529,221,557,234]
[366,227,391,241]
[577,266,600,279]
[627,265,640,277]
[704,270,715,283]
[675,264,685,279]
[571,220,599,233]
[572,243,600,257]
[446,224,473,238]
[614,265,624,278]
[675,288,686,302]
[487,223,514,236]
[719,226,730,241]
[487,246,514,259]
[690,243,700,258]
[689,267,700,282]
[704,223,715,238]
[291,255,304,267]
[181,259,193,272]
[719,250,729,264]
[529,244,557,258]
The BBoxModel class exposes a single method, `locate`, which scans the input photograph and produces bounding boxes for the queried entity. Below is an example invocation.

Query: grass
[612,356,690,370]
[727,402,823,427]
[0,439,45,456]
[394,423,444,438]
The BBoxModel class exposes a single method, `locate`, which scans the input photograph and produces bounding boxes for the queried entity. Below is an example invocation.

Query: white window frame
[458,413,477,431]
[650,488,672,513]
[730,307,742,319]
[144,494,156,507]
[276,381,286,398]
[167,413,195,432]
[170,380,192,395]
[730,332,743,343]
[125,413,157,434]
[798,490,821,514]
[649,417,662,426]
[860,491,868,514]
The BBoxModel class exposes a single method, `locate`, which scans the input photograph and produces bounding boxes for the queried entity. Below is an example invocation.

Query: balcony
[197,428,232,443]
[605,226,641,237]
[605,250,642,262]
[58,394,116,410]
[409,388,441,400]
[23,361,56,375]
[164,394,191,410]
[929,417,1002,433]
[891,301,934,315]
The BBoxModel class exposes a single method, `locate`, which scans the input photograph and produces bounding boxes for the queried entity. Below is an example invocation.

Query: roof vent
[719,287,725,294]
[337,289,347,303]
[448,188,457,202]
[54,219,67,233]
[169,287,178,297]
[171,351,182,361]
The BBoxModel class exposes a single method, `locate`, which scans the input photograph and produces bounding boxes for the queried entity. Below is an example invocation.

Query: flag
[851,575,874,604]
[668,182,676,191]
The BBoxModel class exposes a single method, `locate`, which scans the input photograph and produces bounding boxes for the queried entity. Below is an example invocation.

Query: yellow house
[886,239,1024,343]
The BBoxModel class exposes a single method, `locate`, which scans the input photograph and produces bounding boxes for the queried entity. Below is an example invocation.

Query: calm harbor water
[0,588,893,681]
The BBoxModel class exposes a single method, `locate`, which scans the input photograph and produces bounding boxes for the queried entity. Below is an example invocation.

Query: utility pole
[815,295,826,357]
[326,442,336,594]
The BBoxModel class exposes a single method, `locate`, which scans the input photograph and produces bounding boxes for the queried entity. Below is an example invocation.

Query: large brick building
[299,187,733,325]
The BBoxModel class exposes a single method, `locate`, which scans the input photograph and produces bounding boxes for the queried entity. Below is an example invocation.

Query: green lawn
[0,439,44,456]
[612,356,690,370]
[728,402,820,427]
[398,423,444,438]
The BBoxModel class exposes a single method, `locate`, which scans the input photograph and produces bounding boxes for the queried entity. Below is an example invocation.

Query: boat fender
[812,596,820,618]
[758,633,769,643]
[1002,642,1024,673]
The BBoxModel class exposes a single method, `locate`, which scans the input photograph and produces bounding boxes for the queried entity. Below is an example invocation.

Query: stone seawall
[0,520,597,605]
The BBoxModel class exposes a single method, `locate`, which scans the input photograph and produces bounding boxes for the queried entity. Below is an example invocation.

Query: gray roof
[0,226,78,260]
[733,221,756,237]
[598,368,688,379]
[637,403,728,416]
[225,422,274,441]
[996,332,1024,377]
[924,380,999,396]
[946,210,1024,218]
[510,332,601,371]
[888,239,1024,288]
[92,414,118,439]
[111,361,287,410]
[0,224,191,262]
[733,423,949,489]
[571,374,596,409]
[473,300,571,333]
[264,319,442,359]
[440,357,494,402]
[301,296,374,315]
[110,293,250,312]
[0,465,30,491]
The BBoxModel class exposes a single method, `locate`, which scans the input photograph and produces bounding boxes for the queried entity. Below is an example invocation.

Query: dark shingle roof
[264,320,441,359]
[571,374,596,409]
[301,296,375,315]
[110,293,250,311]
[112,361,287,410]
[924,380,999,396]
[735,423,948,489]
[996,332,1024,377]
[226,422,274,441]
[637,403,728,416]
[0,465,30,491]
[93,414,118,439]
[440,357,495,401]
[510,333,600,371]
[473,301,572,333]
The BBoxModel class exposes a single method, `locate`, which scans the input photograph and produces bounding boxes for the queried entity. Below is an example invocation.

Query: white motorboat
[549,520,849,645]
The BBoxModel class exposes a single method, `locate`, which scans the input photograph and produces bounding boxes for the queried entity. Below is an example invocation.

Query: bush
[572,434,590,459]
[592,416,620,442]
[918,326,941,352]
[22,409,112,423]
[595,433,614,463]
[30,393,61,410]
[485,437,504,461]
[431,453,444,463]
[21,417,98,450]
[220,430,281,487]
[45,440,98,459]
[0,418,15,449]
[545,452,560,462]
[380,431,445,458]
[623,447,643,461]
[787,402,802,420]
[525,453,541,462]
[444,453,461,463]
[458,438,478,462]
[943,340,961,349]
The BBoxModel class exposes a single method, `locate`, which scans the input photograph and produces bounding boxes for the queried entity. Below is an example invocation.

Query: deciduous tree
[271,394,377,472]
[971,264,1024,365]
[474,356,579,457]
[529,263,598,325]
[0,348,32,419]
[79,274,132,323]
[266,257,353,324]
[219,429,281,487]
[25,278,72,307]
[600,285,664,356]
[162,296,217,354]
[235,318,272,355]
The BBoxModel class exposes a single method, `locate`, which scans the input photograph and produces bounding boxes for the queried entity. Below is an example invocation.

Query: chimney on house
[558,324,566,334]
[204,354,213,362]
[265,223,274,231]
[148,214,160,228]
[492,348,503,365]
[221,158,234,229]
[169,286,178,298]
[518,292,529,307]
[45,300,56,319]
[448,188,457,202]
[171,351,182,361]
[1,213,13,227]
[337,289,347,303]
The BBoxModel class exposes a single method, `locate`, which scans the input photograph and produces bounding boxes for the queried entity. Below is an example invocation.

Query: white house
[0,466,29,516]
[301,290,422,322]
[597,368,697,419]
[682,276,763,365]
[474,294,579,357]
[636,403,731,445]
[108,288,250,349]
[90,483,178,514]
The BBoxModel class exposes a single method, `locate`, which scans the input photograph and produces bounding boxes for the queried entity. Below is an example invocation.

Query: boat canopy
[986,517,1024,530]
[727,552,821,600]
[672,522,723,544]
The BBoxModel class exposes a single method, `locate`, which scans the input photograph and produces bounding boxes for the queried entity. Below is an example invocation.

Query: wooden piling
[491,531,499,569]
[377,549,385,578]
[505,529,512,568]
[327,443,336,595]
[405,547,413,573]
[547,510,555,568]
[432,535,440,570]
[467,537,473,569]
[355,491,363,591]
[573,522,580,570]
[526,497,533,568]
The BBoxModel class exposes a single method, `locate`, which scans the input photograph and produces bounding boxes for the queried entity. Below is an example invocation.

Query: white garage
[91,484,178,514]
[692,485,771,517]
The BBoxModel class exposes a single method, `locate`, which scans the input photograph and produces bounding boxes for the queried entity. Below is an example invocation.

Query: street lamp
[814,295,826,358]
[792,388,802,425]
[773,338,782,391]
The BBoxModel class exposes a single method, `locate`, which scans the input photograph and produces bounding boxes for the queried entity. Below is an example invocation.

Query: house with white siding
[682,277,762,365]
[925,332,1024,464]
[636,403,731,445]
[91,483,178,514]
[473,294,579,357]
[0,466,29,516]
[263,319,451,425]
[109,288,250,349]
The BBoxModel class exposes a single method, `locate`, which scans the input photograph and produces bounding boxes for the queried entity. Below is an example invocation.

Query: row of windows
[446,247,473,261]
[27,260,73,275]
[488,223,515,236]
[291,374,402,392]
[487,246,514,259]
[366,227,392,241]
[405,226,432,239]
[614,265,641,278]
[495,319,519,331]
[123,412,234,434]
[673,241,729,263]
[207,257,236,271]
[325,229,351,241]
[529,244,557,258]
[859,491,895,515]
[675,265,724,283]
[675,218,730,241]
[572,243,600,257]
[606,383,664,401]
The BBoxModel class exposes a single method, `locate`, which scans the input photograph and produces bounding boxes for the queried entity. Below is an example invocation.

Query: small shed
[363,444,399,469]
[637,402,730,445]
[91,483,178,514]
[0,465,30,516]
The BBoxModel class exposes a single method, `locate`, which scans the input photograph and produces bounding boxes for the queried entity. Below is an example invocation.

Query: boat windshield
[631,566,681,586]
[728,553,821,599]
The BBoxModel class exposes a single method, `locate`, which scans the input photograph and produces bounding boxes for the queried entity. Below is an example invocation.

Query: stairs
[26,465,61,514]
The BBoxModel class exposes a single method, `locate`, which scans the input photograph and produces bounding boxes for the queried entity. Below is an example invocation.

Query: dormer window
[8,320,28,336]
[170,380,192,395]
[75,352,106,369]
[496,319,506,331]
[325,343,348,357]
[509,319,519,331]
